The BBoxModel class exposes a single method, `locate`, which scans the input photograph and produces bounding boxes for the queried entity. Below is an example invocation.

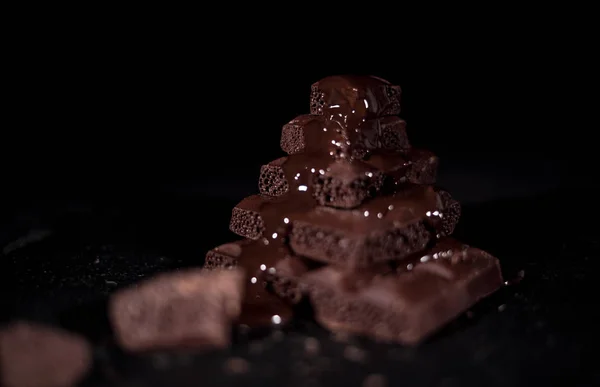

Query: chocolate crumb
[304,337,321,355]
[343,345,367,363]
[224,357,250,374]
[363,374,387,387]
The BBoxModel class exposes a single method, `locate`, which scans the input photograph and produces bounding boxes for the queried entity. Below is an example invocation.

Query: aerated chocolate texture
[300,238,503,345]
[206,74,503,344]
[109,268,245,352]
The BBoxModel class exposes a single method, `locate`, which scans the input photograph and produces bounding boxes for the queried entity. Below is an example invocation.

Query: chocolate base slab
[0,322,92,387]
[290,185,459,267]
[280,114,410,157]
[299,238,503,345]
[108,268,245,352]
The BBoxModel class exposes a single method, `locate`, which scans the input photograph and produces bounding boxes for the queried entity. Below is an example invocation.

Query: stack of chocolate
[205,75,503,344]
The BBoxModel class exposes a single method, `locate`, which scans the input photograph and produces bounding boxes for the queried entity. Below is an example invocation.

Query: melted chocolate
[282,114,408,158]
[220,75,431,328]
[310,75,402,149]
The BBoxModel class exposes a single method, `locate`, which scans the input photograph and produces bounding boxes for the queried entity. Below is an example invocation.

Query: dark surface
[1,20,593,384]
[0,183,597,386]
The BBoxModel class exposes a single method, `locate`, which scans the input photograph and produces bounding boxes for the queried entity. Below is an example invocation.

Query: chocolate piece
[204,232,297,325]
[436,189,461,235]
[109,268,245,351]
[258,150,438,205]
[300,238,503,344]
[363,149,438,186]
[280,115,409,158]
[0,322,91,387]
[229,190,314,240]
[310,75,401,134]
[312,159,384,209]
[290,185,459,267]
[205,240,319,305]
[404,149,439,185]
[204,240,249,270]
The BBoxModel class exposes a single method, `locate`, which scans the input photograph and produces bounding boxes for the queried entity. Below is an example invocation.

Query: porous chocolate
[312,160,384,209]
[0,322,91,387]
[109,268,245,351]
[280,115,410,157]
[310,75,401,118]
[300,238,503,344]
[205,241,320,305]
[258,149,438,207]
[204,240,249,270]
[290,185,459,267]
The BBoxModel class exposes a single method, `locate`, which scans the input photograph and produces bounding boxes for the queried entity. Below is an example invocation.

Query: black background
[0,12,596,387]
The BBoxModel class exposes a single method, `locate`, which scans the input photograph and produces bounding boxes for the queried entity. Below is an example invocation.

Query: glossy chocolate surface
[300,238,503,344]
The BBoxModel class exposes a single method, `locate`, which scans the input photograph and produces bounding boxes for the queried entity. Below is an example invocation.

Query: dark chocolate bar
[280,115,410,157]
[299,238,503,344]
[290,185,459,267]
[109,268,245,351]
[0,322,92,387]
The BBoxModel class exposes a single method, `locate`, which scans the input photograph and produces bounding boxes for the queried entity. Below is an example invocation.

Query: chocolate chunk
[204,240,249,270]
[300,238,503,344]
[109,268,245,352]
[290,185,459,267]
[436,189,461,236]
[404,149,439,185]
[258,150,438,206]
[280,115,409,157]
[0,322,91,387]
[229,191,313,240]
[205,240,320,305]
[312,160,384,209]
[259,157,290,196]
[310,75,401,118]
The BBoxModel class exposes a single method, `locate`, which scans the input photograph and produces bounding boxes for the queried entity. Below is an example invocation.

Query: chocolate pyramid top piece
[280,115,410,158]
[310,75,401,118]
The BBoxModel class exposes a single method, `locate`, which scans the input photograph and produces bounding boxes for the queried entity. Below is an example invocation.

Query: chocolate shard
[0,322,92,387]
[310,75,401,118]
[436,189,461,236]
[280,114,409,157]
[300,238,503,345]
[289,185,459,267]
[109,268,245,352]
